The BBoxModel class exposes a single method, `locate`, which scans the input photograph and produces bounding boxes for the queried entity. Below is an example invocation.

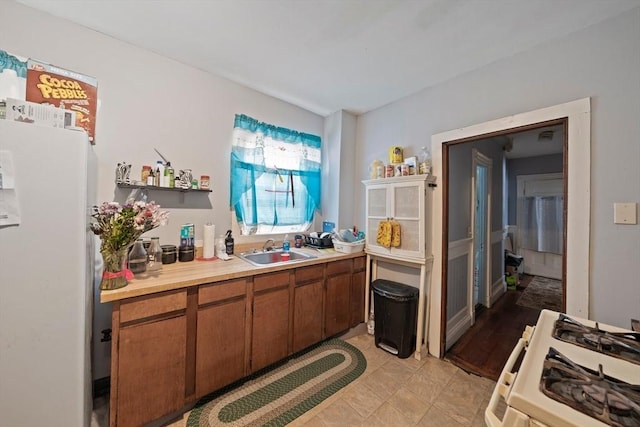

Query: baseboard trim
[446,309,472,351]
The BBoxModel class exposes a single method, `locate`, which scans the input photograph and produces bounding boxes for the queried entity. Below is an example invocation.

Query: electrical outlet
[614,202,637,225]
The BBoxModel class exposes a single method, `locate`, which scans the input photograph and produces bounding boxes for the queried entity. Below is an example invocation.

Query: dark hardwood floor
[445,275,541,381]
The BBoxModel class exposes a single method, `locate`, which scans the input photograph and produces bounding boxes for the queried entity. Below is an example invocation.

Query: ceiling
[504,125,564,159]
[16,0,639,117]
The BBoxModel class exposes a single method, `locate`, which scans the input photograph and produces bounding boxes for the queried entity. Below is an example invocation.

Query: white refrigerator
[0,119,96,426]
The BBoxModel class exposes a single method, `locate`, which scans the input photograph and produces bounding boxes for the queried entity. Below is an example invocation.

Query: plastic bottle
[367,309,375,335]
[282,234,290,252]
[164,162,175,189]
[225,230,234,255]
[216,235,226,258]
[129,238,148,274]
[419,146,431,175]
[155,160,165,187]
[147,169,155,186]
[147,237,163,271]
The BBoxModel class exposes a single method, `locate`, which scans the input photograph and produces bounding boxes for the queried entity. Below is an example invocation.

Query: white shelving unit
[363,174,436,360]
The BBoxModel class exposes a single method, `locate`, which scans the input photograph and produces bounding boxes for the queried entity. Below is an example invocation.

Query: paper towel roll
[203,223,215,258]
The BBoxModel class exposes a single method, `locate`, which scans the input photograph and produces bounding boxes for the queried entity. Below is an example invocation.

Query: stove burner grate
[553,314,640,365]
[540,347,640,427]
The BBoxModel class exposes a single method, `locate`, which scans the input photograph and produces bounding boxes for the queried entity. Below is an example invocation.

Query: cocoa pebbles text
[35,74,88,99]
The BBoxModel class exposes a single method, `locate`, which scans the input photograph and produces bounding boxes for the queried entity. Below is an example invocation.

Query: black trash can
[371,279,419,359]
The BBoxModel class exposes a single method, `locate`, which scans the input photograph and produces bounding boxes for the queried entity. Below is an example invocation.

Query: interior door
[470,149,492,324]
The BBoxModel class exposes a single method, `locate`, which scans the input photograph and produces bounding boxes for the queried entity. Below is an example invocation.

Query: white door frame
[429,98,590,358]
[470,148,493,324]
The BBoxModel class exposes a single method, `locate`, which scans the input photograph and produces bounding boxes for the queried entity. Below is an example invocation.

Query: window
[230,114,321,235]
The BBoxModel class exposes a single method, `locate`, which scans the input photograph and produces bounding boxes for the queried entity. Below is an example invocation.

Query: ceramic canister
[389,146,403,164]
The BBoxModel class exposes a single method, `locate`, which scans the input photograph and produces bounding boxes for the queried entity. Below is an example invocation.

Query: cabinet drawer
[199,279,247,305]
[353,256,366,272]
[120,290,187,323]
[254,271,290,292]
[326,259,352,276]
[295,264,324,284]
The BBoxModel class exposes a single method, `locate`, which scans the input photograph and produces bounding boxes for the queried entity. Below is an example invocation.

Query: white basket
[331,238,365,254]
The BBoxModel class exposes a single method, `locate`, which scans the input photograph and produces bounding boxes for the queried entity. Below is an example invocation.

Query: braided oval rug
[187,339,366,427]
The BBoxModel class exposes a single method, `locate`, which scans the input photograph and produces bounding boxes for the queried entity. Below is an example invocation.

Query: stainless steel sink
[239,249,316,266]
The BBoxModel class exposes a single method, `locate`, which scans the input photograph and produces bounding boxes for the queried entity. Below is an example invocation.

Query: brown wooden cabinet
[251,271,290,372]
[108,254,367,426]
[350,256,366,327]
[111,290,187,427]
[324,259,352,337]
[292,265,324,353]
[195,279,248,398]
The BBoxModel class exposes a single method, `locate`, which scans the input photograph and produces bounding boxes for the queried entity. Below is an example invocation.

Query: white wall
[355,8,640,328]
[0,1,324,381]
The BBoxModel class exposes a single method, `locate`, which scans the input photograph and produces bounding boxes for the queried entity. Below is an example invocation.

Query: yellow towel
[391,220,401,247]
[376,220,392,248]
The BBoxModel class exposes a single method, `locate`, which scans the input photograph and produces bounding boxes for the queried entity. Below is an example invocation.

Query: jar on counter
[179,246,194,262]
[128,238,147,274]
[146,237,163,271]
[161,245,177,264]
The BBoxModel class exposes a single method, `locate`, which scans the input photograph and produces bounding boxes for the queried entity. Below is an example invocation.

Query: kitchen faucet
[262,239,275,251]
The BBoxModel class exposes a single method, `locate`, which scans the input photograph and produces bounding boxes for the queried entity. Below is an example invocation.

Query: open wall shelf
[116,183,212,193]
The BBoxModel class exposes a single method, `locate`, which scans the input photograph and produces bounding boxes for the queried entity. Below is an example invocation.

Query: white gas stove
[486,309,639,427]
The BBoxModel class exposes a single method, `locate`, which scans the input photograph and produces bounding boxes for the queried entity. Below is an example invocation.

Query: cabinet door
[390,182,425,258]
[350,269,366,327]
[325,274,351,337]
[364,176,429,260]
[251,287,290,372]
[292,280,324,353]
[365,185,389,252]
[116,315,186,427]
[196,298,246,397]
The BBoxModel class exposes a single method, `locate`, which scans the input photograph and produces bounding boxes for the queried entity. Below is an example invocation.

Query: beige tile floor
[92,329,496,427]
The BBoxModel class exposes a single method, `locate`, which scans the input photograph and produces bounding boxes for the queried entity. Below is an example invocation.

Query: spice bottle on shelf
[146,169,155,186]
[129,238,148,274]
[164,162,175,189]
[141,165,152,183]
[155,160,165,187]
[147,237,163,271]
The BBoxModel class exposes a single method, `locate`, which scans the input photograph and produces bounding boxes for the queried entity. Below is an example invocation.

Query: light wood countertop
[100,248,364,303]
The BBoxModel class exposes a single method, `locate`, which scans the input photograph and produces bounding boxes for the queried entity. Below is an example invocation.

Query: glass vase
[100,247,130,290]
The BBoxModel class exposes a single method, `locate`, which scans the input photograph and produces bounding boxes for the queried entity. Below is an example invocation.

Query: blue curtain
[0,50,27,78]
[230,114,321,234]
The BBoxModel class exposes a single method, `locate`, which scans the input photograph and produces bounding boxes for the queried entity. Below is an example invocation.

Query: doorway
[427,98,591,359]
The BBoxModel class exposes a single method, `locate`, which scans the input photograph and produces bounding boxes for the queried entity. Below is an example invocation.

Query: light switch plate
[614,202,637,224]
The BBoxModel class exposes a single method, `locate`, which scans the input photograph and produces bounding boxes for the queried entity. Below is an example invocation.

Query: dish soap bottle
[224,230,234,255]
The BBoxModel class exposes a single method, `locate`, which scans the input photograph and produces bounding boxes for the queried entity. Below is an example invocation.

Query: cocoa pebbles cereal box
[26,59,98,143]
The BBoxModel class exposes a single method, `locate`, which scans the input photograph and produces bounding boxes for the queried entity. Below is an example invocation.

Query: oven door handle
[485,337,527,427]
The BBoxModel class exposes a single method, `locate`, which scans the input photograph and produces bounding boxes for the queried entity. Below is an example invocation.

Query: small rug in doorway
[187,338,366,427]
[516,276,562,312]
